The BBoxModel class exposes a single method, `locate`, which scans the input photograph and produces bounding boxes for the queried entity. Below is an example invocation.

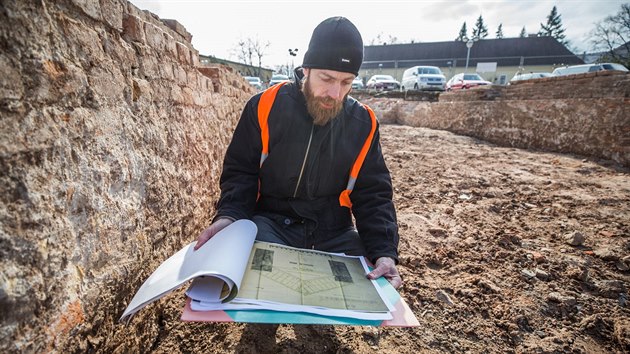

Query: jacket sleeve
[214,97,262,221]
[350,123,400,264]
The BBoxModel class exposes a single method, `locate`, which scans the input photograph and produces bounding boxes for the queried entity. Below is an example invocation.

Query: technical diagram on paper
[237,241,391,313]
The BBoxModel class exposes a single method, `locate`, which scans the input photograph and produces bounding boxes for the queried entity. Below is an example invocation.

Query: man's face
[302,68,355,126]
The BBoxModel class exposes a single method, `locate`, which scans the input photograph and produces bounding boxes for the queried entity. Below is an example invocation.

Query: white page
[119,219,257,322]
[185,275,232,303]
[189,299,393,320]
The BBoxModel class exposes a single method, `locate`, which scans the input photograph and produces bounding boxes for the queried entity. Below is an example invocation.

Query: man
[195,17,402,289]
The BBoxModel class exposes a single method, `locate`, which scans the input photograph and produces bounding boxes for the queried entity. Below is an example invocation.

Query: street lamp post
[465,38,474,73]
[288,48,298,78]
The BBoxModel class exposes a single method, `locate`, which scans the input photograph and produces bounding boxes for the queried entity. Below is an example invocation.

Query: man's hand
[193,218,234,250]
[367,257,403,289]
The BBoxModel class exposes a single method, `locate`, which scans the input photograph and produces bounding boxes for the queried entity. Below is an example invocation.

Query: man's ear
[303,68,310,77]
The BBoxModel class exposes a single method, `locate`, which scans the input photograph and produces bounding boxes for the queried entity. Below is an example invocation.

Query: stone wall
[0,1,253,352]
[358,71,630,166]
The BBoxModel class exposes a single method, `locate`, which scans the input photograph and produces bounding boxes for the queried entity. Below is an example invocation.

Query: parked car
[352,77,364,89]
[552,63,629,76]
[401,66,446,91]
[244,76,263,90]
[445,73,492,91]
[509,72,553,84]
[366,75,400,91]
[269,74,291,86]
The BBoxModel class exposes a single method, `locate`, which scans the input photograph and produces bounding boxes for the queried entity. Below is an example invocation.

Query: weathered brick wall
[0,1,253,352]
[359,71,630,166]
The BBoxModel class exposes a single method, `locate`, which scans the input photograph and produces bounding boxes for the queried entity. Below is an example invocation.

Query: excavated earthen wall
[360,71,630,166]
[2,1,629,352]
[0,1,253,352]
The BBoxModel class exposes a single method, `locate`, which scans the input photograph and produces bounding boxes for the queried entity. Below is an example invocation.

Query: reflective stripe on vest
[258,82,287,166]
[257,82,377,209]
[338,104,377,208]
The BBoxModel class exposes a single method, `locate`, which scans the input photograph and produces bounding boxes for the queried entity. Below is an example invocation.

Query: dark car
[366,75,400,91]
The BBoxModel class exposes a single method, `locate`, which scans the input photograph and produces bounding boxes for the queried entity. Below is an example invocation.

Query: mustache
[314,96,337,106]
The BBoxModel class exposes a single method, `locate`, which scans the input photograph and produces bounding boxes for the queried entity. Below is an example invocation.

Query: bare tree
[589,3,630,67]
[233,37,271,76]
[273,64,290,76]
[370,32,398,45]
[233,39,253,65]
[251,38,271,73]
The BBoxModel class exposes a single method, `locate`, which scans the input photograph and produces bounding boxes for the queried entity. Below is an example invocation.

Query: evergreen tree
[456,22,468,41]
[519,26,527,38]
[472,15,489,38]
[496,24,504,39]
[539,5,567,45]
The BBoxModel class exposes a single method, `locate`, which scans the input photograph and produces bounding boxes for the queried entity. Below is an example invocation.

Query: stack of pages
[121,220,415,325]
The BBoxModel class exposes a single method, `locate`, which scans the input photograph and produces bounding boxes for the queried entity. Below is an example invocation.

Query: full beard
[302,77,345,126]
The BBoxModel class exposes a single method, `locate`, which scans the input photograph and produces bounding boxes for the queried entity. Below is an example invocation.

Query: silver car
[269,74,291,86]
[352,77,364,89]
[552,63,629,76]
[509,72,553,84]
[244,76,263,90]
[401,66,446,91]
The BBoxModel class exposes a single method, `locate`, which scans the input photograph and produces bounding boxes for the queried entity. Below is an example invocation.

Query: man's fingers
[193,230,211,250]
[366,257,403,289]
[367,267,403,289]
[193,219,234,251]
[367,263,388,279]
[388,274,403,289]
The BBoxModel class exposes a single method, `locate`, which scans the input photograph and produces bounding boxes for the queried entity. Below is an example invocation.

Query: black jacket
[215,77,399,263]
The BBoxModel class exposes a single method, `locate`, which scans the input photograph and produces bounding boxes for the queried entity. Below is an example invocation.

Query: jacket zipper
[293,123,314,197]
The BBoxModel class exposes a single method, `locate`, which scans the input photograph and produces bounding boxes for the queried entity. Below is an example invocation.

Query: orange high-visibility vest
[257,82,377,209]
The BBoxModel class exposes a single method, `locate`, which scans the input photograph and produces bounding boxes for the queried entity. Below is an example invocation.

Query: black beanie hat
[302,17,363,76]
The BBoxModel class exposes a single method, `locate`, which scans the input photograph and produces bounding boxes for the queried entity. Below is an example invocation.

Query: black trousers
[252,213,366,257]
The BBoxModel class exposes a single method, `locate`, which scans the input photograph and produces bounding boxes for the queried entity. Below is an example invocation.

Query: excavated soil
[117,124,629,353]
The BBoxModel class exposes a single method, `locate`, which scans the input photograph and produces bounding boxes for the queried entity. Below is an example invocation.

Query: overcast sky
[129,0,625,69]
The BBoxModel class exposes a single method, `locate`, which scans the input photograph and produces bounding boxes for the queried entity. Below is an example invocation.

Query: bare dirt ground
[133,124,629,353]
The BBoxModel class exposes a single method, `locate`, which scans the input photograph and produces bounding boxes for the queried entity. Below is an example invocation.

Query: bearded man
[194,17,401,288]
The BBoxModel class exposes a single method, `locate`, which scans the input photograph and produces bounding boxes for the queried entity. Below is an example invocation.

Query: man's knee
[317,228,365,256]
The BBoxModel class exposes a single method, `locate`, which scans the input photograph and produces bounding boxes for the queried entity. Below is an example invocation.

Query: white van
[552,63,628,76]
[401,66,446,92]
